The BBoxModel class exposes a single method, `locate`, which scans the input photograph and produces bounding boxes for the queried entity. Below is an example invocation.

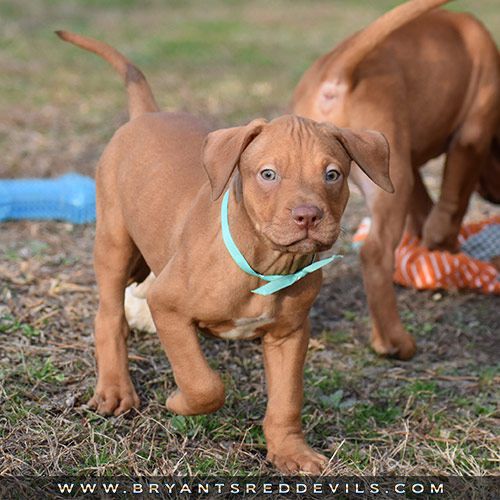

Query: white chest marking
[219,315,271,340]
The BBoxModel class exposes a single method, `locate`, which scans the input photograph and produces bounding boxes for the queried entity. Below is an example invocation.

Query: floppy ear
[202,118,268,201]
[327,124,393,193]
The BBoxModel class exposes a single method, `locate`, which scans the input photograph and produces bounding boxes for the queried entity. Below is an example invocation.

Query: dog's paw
[394,333,417,360]
[371,331,416,360]
[166,390,196,415]
[88,382,140,416]
[422,210,460,253]
[166,383,226,416]
[267,443,327,474]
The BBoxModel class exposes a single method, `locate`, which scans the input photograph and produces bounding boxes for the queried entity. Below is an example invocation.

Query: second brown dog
[290,0,500,359]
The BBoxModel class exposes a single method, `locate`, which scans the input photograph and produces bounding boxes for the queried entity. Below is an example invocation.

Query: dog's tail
[55,30,159,120]
[332,0,453,83]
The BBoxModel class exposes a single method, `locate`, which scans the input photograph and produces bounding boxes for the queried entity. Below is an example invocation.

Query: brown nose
[292,205,323,230]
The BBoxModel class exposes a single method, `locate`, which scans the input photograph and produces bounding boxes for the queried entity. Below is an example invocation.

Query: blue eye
[260,169,277,181]
[325,167,341,182]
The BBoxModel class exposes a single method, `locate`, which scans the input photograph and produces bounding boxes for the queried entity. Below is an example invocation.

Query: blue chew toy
[0,173,96,224]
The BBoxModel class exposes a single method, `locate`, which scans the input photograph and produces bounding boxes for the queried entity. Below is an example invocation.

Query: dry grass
[1,0,499,478]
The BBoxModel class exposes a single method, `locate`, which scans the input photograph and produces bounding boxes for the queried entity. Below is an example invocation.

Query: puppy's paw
[88,381,140,416]
[371,336,399,357]
[166,390,195,415]
[166,382,225,416]
[422,210,459,253]
[393,333,417,360]
[371,331,416,360]
[267,443,327,474]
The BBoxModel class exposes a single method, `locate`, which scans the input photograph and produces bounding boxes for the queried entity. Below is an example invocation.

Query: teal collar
[220,190,342,296]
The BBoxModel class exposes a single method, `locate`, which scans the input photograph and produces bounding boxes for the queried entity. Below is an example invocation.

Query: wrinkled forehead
[242,116,351,169]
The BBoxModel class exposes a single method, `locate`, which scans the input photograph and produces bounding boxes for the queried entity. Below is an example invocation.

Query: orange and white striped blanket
[353,217,500,294]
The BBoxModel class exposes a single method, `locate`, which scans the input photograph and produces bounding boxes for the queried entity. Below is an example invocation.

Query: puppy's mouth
[265,228,339,254]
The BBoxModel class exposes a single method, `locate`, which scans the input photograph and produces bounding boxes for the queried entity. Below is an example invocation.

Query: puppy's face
[203,114,392,256]
[238,117,351,254]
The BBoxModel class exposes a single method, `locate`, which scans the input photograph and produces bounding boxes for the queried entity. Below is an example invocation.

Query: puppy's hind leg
[422,60,500,251]
[406,168,434,238]
[89,210,145,416]
[353,142,417,360]
[423,121,498,251]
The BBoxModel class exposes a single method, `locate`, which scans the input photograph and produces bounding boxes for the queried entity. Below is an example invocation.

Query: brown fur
[57,30,392,473]
[289,0,500,359]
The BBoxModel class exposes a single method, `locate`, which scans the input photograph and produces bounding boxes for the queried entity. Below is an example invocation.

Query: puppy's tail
[331,0,454,83]
[55,30,159,120]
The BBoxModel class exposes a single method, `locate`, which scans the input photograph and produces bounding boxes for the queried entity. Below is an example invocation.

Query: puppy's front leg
[262,319,327,474]
[147,285,225,416]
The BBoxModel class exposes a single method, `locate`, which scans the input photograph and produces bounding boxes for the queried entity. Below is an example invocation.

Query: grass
[1,0,500,479]
[1,246,499,476]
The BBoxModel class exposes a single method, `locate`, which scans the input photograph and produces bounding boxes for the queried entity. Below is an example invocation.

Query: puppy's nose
[292,205,323,230]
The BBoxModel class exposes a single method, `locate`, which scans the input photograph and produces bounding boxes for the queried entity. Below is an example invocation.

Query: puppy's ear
[202,118,267,201]
[327,124,394,193]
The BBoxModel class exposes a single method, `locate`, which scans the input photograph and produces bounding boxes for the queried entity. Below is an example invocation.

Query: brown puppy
[57,31,392,473]
[289,0,500,359]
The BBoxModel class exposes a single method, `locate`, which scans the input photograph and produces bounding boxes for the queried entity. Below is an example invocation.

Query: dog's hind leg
[422,116,499,252]
[351,124,417,360]
[127,253,150,287]
[422,36,500,250]
[89,176,143,415]
[422,113,498,251]
[422,137,488,252]
[406,168,434,238]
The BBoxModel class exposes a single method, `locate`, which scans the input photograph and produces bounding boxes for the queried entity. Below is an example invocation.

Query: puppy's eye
[260,169,277,181]
[325,166,341,182]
